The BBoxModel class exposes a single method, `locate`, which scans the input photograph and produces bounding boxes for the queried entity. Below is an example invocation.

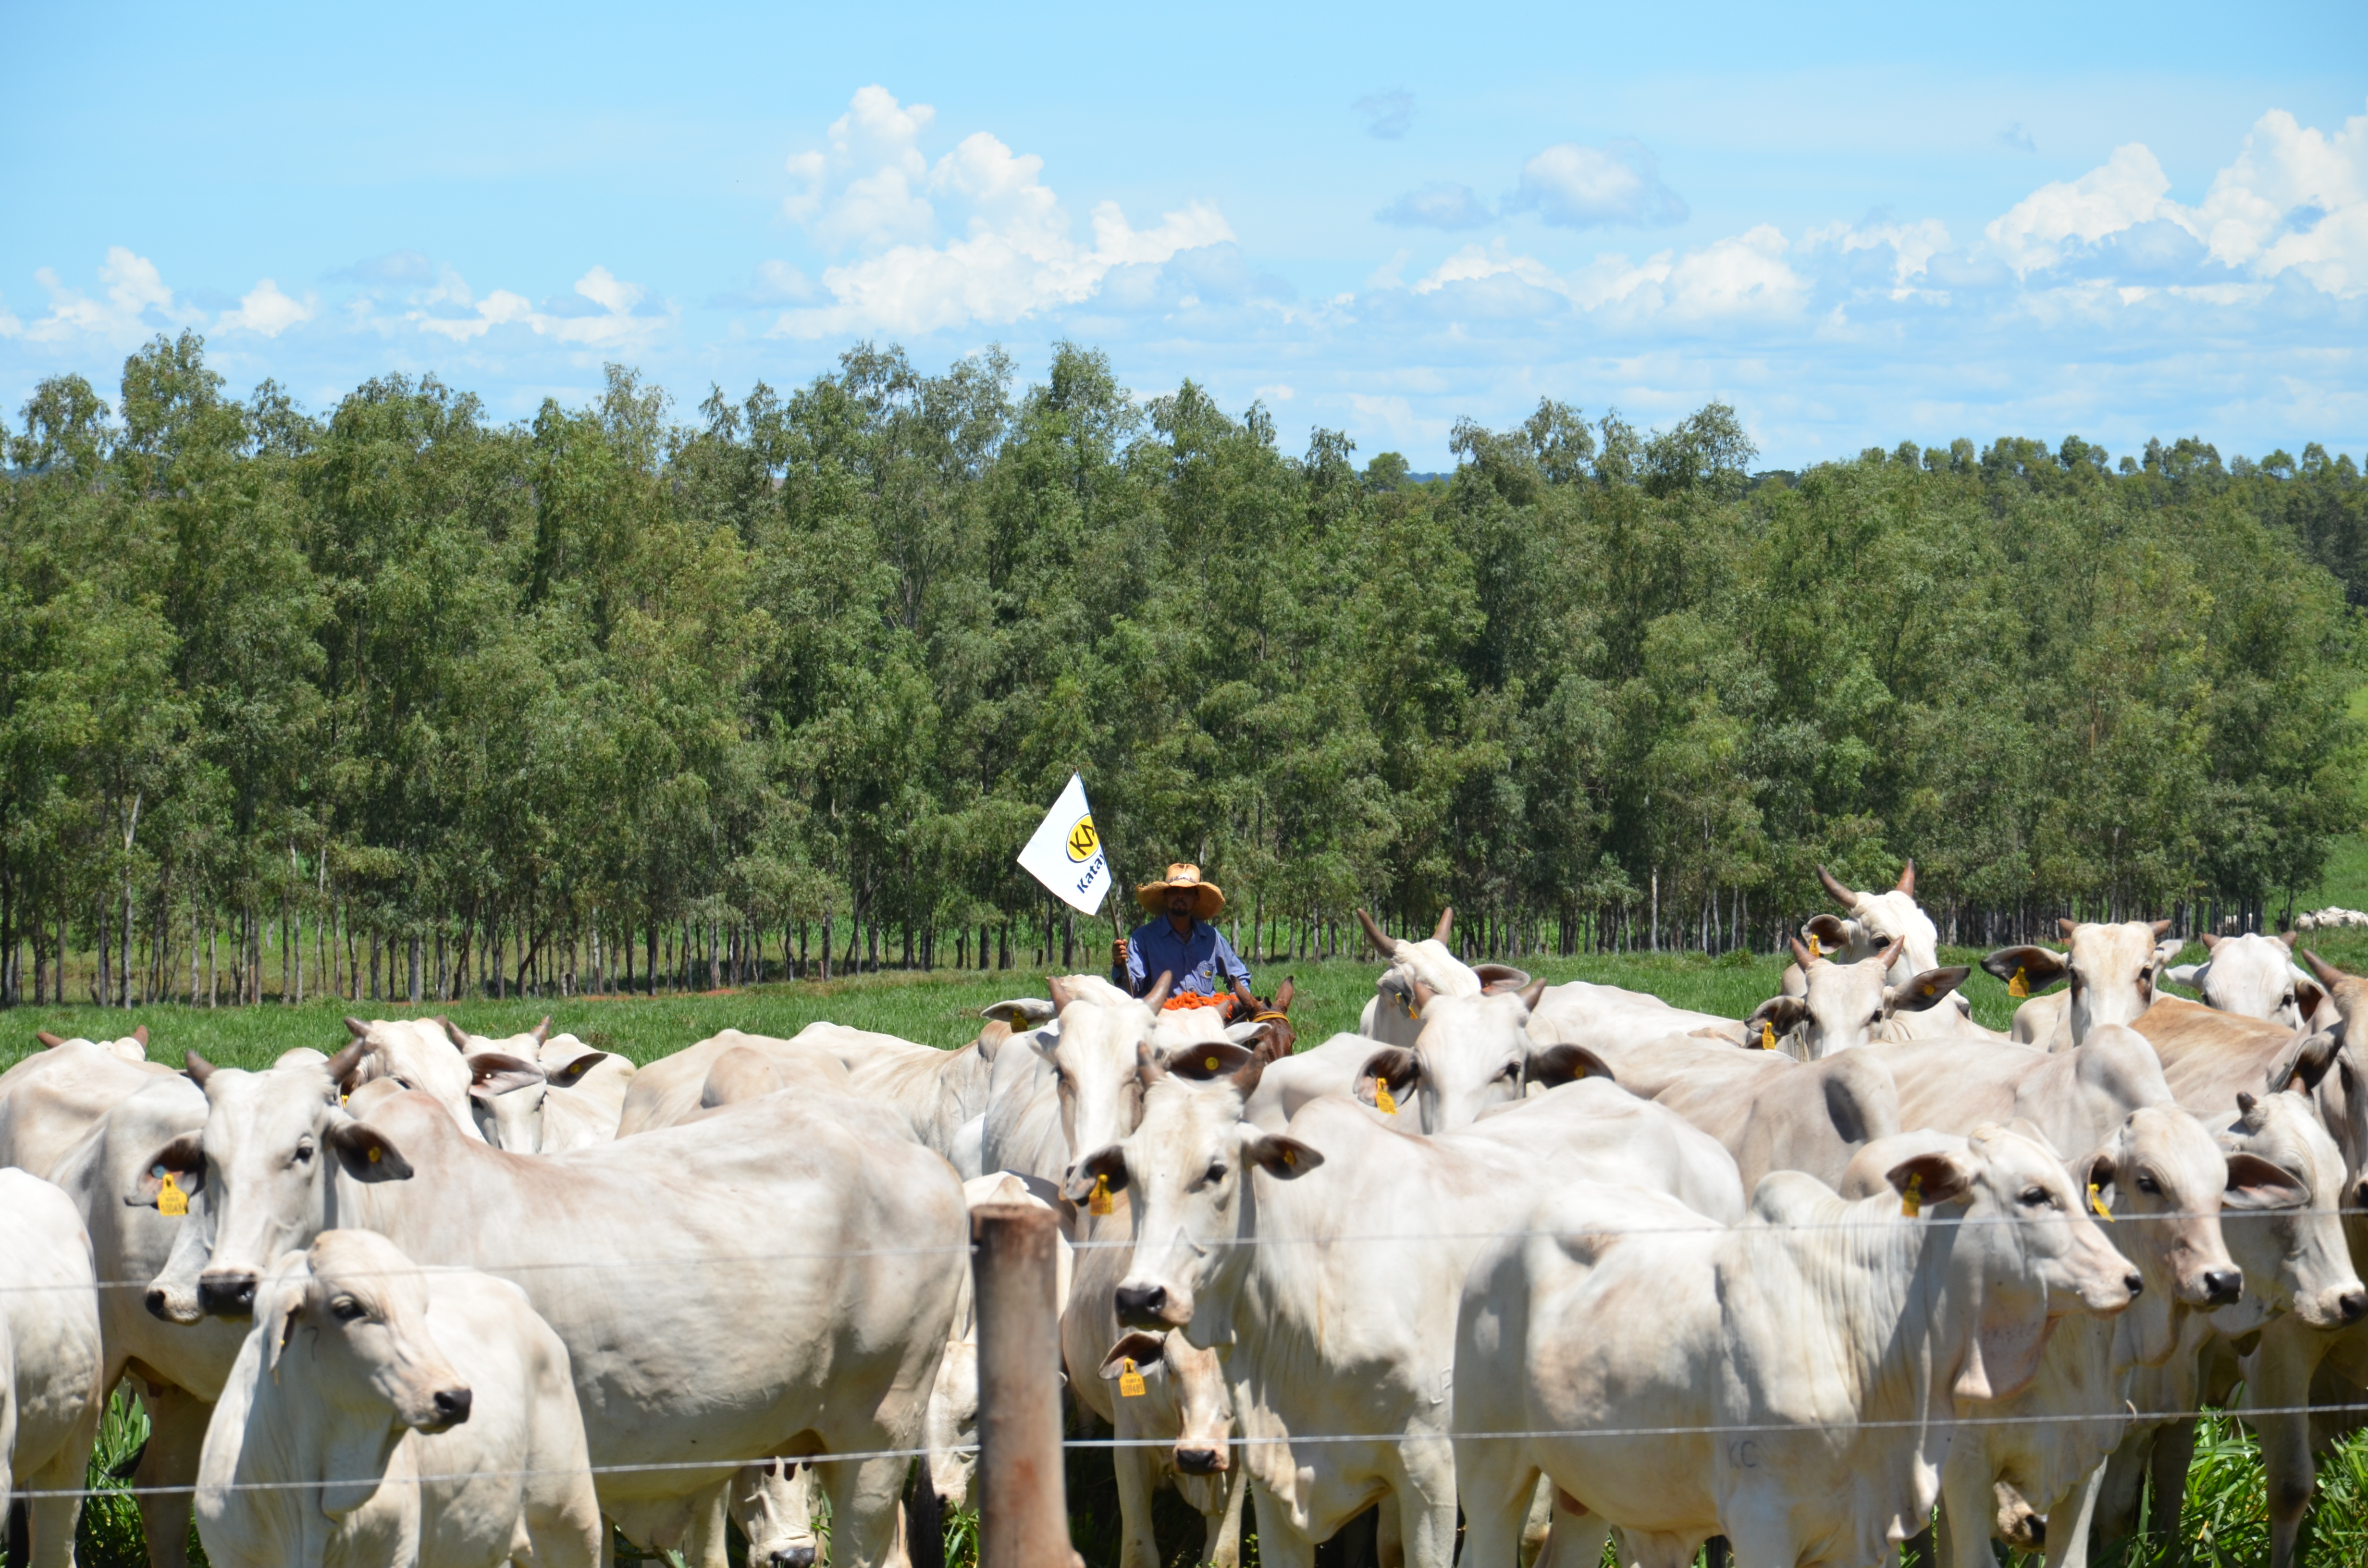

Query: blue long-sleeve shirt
[1116,919,1253,997]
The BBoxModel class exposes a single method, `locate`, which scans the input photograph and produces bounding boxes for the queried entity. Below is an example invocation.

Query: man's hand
[1111,939,1129,968]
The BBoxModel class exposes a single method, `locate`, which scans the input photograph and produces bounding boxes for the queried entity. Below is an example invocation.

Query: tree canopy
[3,332,2362,1005]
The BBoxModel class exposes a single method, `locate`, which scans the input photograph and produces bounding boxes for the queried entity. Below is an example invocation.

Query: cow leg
[26,1443,93,1568]
[1934,1441,1997,1568]
[2039,1460,2107,1568]
[1109,1432,1164,1568]
[134,1384,212,1568]
[1202,1460,1247,1568]
[684,1482,733,1568]
[818,1451,920,1568]
[1446,1454,1535,1568]
[1527,1496,1609,1568]
[1388,1444,1457,1568]
[1518,1478,1554,1568]
[2245,1321,2328,1568]
[1248,1477,1317,1568]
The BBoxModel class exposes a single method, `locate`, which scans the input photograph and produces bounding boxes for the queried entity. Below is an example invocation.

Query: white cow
[337,1017,486,1141]
[444,1020,635,1152]
[1351,907,1529,1046]
[1337,980,1564,1133]
[0,1026,171,1177]
[1079,1047,1743,1568]
[1452,1127,2136,1568]
[923,1173,1073,1516]
[197,1229,602,1568]
[2165,931,2328,1029]
[151,1046,966,1568]
[1745,937,1971,1059]
[1984,920,2183,1051]
[1593,1031,1904,1189]
[613,1029,854,1136]
[46,1074,250,1568]
[0,1168,105,1568]
[789,1020,1000,1160]
[1783,861,1997,1038]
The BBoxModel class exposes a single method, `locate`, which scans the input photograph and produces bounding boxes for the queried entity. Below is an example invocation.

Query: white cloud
[216,278,313,337]
[1804,217,1955,294]
[1986,143,2175,276]
[17,246,188,343]
[1984,105,2368,295]
[1507,140,1688,229]
[1415,226,1807,323]
[1376,182,1492,230]
[771,87,1234,339]
[408,266,666,346]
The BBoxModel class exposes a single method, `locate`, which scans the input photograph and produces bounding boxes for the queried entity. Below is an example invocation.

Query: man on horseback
[1111,863,1257,1016]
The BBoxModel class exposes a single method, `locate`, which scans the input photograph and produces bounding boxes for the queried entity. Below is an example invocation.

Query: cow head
[730,1459,820,1568]
[1098,1329,1235,1476]
[1350,978,1551,1131]
[1982,920,2179,1046]
[341,1017,485,1141]
[1812,862,1948,991]
[1355,908,1514,1048]
[463,1052,550,1152]
[2214,1057,2366,1332]
[2168,932,2321,1029]
[2083,1104,2248,1363]
[1074,1043,1320,1336]
[1883,1124,2137,1402]
[1036,972,1171,1186]
[260,1230,473,1435]
[1751,938,1968,1057]
[161,1047,413,1319]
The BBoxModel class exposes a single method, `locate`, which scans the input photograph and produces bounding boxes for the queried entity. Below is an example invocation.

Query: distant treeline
[2,331,2364,1006]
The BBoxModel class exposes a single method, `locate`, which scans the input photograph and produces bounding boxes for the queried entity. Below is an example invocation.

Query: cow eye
[293,1140,314,1164]
[2020,1186,2052,1207]
[1205,1163,1227,1185]
[1499,1063,1521,1081]
[2135,1173,2161,1195]
[329,1297,366,1323]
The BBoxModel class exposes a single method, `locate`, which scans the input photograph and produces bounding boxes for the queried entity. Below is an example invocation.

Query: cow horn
[2302,950,2348,992]
[2150,919,2173,938]
[1817,866,1857,909]
[1894,860,1915,896]
[1047,975,1075,1012]
[441,1017,473,1050]
[343,1016,370,1039]
[2058,918,2080,939]
[1143,971,1173,1010]
[185,1050,216,1087]
[1878,935,1907,970]
[1354,908,1398,958]
[1432,907,1455,944]
[1135,1041,1168,1087]
[1790,935,1818,969]
[2199,932,2221,952]
[1412,978,1436,1013]
[325,1039,369,1089]
[131,1023,149,1046]
[532,1016,552,1044]
[34,1030,66,1048]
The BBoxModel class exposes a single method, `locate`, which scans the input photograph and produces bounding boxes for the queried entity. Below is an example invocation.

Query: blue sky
[4,1,2365,468]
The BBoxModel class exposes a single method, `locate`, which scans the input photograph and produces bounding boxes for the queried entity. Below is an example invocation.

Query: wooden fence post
[971,1200,1078,1568]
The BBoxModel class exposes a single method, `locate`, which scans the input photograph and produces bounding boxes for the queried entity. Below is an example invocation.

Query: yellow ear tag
[1118,1359,1146,1398]
[157,1172,189,1217]
[1901,1172,1923,1218]
[2008,967,2030,999]
[1807,934,1821,958]
[1758,1021,1776,1050]
[1374,1079,1398,1115]
[2088,1183,2114,1222]
[1205,1056,1219,1071]
[1281,1148,1296,1168]
[1089,1173,1113,1216]
[367,1145,381,1164]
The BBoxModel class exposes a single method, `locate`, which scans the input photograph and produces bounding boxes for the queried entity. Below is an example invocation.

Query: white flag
[1017,772,1111,915]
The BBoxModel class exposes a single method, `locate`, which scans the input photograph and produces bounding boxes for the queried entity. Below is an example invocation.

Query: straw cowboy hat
[1136,863,1226,919]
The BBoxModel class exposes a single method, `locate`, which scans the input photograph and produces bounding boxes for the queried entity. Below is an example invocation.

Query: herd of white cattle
[4,863,2368,1568]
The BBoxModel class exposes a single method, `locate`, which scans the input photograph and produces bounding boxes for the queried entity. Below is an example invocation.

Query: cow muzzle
[428,1386,473,1428]
[2200,1267,2244,1308]
[198,1272,258,1318]
[1173,1444,1226,1475]
[1113,1281,1189,1329]
[766,1549,817,1568]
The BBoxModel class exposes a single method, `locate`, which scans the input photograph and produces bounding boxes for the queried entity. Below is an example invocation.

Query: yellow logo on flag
[1066,815,1099,862]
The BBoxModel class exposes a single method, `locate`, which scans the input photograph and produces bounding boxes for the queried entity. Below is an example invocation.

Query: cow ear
[1474,964,1531,993]
[1982,945,2066,990]
[2273,1032,2340,1094]
[983,998,1057,1028]
[467,1053,545,1100]
[128,1132,205,1207]
[1098,1331,1168,1379]
[326,1120,414,1182]
[1061,1144,1129,1204]
[1244,1133,1322,1179]
[1527,1043,1612,1090]
[1355,1047,1421,1110]
[2165,963,2203,988]
[2223,1152,2309,1211]
[264,1271,310,1376]
[1803,914,1851,948]
[545,1053,609,1090]
[1173,1041,1259,1085]
[1886,1150,1974,1207]
[1888,967,1971,1014]
[1745,996,1810,1041]
[2293,974,2328,1021]
[2085,1149,2120,1204]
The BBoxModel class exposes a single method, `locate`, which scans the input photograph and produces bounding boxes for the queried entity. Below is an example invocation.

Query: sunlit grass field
[27,923,2368,1566]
